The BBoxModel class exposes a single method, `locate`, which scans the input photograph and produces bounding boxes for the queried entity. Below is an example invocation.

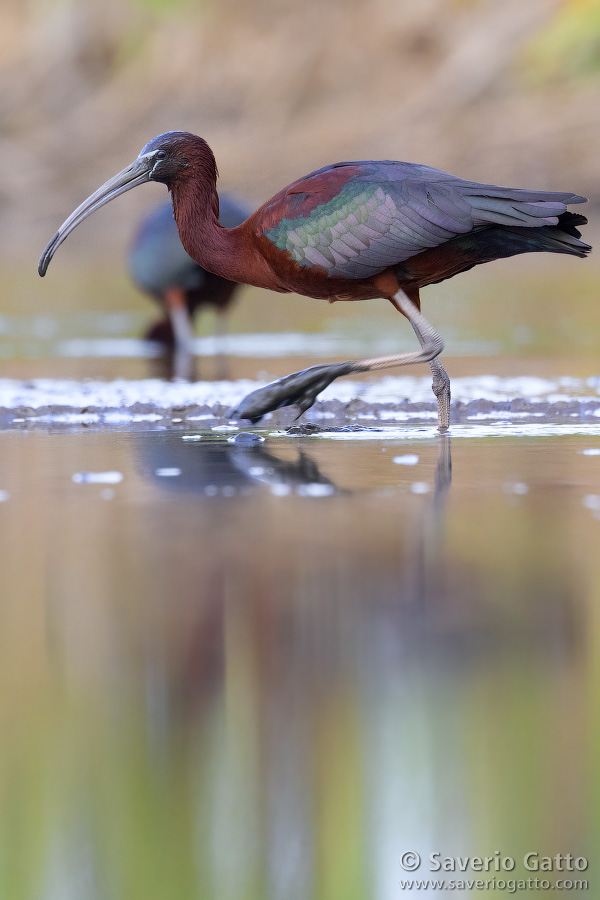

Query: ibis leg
[213,306,230,380]
[411,321,451,431]
[165,287,193,353]
[229,289,445,423]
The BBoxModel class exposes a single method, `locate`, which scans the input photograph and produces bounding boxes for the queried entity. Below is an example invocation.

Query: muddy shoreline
[0,372,596,432]
[2,396,599,433]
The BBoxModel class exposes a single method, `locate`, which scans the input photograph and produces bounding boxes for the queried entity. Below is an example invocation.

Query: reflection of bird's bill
[38,158,153,276]
[230,446,338,493]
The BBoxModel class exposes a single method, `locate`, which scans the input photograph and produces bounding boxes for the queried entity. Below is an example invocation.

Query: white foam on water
[0,373,596,411]
[270,484,292,497]
[393,455,420,465]
[317,374,600,405]
[29,413,101,424]
[467,411,546,421]
[296,483,336,497]
[72,471,124,484]
[308,422,600,441]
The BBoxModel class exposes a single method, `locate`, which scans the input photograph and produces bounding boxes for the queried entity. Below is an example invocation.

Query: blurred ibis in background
[39,131,590,429]
[128,196,249,350]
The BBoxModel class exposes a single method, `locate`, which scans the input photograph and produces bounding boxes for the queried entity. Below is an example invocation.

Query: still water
[0,258,598,898]
[0,422,598,899]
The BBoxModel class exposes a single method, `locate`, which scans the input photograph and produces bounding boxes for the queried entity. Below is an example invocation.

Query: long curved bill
[38,156,154,276]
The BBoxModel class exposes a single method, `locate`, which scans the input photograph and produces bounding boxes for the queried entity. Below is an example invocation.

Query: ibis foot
[229,361,357,423]
[431,362,451,432]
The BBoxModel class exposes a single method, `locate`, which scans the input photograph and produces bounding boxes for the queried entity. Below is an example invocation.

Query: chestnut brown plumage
[39,131,591,429]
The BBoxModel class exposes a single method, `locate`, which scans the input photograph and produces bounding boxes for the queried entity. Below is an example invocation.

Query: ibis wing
[261,161,586,279]
[262,176,471,277]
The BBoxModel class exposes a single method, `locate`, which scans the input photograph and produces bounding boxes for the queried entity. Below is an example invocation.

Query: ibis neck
[171,179,249,284]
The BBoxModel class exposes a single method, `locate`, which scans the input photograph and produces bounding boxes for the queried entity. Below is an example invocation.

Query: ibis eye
[155,150,167,161]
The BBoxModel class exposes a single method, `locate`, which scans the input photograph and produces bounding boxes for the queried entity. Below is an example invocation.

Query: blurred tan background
[2,0,599,265]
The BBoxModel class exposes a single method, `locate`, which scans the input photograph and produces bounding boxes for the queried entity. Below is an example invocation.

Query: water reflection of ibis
[137,430,452,499]
[39,426,585,898]
[127,429,580,896]
[40,131,590,430]
[136,432,338,497]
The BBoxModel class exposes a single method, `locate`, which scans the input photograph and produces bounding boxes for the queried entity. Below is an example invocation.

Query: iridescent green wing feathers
[261,161,587,279]
[263,179,460,277]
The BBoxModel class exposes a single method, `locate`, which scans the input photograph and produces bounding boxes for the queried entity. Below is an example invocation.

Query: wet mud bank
[0,396,599,434]
[0,374,598,432]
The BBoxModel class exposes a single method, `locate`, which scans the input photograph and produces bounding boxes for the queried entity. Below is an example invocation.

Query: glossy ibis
[39,132,590,429]
[129,196,249,350]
